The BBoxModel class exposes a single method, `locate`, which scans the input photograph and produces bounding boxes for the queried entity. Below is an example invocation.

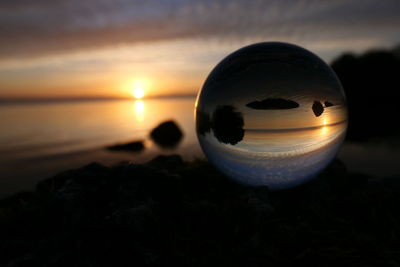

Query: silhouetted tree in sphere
[211,105,244,145]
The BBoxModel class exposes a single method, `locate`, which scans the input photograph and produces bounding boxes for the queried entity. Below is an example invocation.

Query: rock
[36,162,108,193]
[312,101,324,117]
[246,98,300,109]
[5,155,400,267]
[149,154,184,169]
[55,179,84,202]
[107,140,144,152]
[36,170,74,193]
[245,187,274,216]
[150,120,183,147]
[111,202,155,231]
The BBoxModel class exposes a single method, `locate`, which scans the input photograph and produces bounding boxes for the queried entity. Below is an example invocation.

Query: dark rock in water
[312,101,324,117]
[211,105,244,145]
[324,101,334,107]
[150,120,183,147]
[246,98,299,110]
[107,140,144,152]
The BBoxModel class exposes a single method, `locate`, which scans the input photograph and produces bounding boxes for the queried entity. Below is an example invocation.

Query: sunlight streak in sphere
[195,42,348,190]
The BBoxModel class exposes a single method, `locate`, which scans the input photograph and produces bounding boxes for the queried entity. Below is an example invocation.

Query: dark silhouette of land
[1,155,400,266]
[245,98,337,119]
[331,45,400,141]
[211,105,244,145]
[246,98,299,110]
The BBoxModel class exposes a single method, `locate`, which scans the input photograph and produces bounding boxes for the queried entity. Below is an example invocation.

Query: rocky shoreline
[1,155,400,266]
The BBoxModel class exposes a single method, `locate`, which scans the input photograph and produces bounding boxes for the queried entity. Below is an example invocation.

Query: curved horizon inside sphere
[195,42,348,190]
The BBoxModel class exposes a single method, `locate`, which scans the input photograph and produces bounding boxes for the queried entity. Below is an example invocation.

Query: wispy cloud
[1,0,399,60]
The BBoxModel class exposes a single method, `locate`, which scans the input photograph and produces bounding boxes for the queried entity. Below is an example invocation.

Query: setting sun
[133,88,145,99]
[131,79,149,99]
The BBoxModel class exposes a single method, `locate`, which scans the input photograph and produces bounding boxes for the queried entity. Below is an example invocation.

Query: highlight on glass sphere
[195,42,348,190]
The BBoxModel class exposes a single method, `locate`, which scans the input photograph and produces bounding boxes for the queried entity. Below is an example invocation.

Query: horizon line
[245,119,348,133]
[0,93,198,105]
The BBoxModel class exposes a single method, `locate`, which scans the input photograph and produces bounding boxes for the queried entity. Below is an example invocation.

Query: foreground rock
[1,156,400,266]
[150,120,183,147]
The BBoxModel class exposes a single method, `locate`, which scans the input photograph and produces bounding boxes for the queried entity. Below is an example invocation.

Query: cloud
[0,0,399,60]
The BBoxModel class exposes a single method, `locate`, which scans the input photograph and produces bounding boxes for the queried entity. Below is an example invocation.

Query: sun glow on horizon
[131,79,149,99]
[133,87,145,99]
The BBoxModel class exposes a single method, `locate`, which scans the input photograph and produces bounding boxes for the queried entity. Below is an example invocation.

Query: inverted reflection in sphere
[195,42,348,190]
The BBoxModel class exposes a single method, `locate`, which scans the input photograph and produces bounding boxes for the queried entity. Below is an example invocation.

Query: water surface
[0,97,202,196]
[0,97,399,196]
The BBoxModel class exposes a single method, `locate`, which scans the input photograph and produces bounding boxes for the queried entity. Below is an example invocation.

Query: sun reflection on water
[134,100,145,122]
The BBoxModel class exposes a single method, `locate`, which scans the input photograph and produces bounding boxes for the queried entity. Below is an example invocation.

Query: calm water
[0,97,201,159]
[0,97,399,197]
[199,122,347,189]
[0,97,203,196]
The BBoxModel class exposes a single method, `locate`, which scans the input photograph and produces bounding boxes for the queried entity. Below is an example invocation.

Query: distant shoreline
[0,94,197,106]
[245,119,348,133]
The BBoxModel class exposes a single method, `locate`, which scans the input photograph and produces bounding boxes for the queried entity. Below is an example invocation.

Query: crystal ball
[195,42,348,190]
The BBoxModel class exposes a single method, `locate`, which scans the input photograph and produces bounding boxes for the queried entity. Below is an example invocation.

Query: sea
[1,96,399,197]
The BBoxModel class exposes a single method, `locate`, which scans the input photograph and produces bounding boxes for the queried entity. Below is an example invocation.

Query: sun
[133,87,145,99]
[131,79,148,99]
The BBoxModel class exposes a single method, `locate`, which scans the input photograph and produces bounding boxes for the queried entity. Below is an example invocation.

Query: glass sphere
[195,42,348,190]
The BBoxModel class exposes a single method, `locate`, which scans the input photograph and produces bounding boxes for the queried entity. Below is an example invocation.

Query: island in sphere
[195,42,348,190]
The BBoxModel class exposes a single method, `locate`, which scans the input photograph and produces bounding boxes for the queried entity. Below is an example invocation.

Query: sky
[0,0,399,99]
